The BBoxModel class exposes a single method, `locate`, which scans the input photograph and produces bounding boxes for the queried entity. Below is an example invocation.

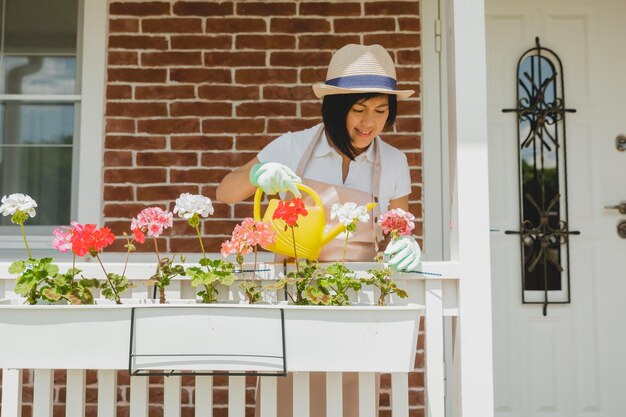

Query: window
[0,0,106,248]
[503,38,578,315]
[0,0,79,226]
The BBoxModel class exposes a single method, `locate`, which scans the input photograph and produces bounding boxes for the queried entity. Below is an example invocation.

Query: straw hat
[312,44,414,99]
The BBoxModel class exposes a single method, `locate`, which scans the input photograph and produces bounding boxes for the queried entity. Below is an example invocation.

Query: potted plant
[0,193,423,374]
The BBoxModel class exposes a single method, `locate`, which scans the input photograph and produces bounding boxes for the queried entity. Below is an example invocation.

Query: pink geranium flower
[378,208,415,238]
[52,226,73,253]
[221,238,250,258]
[221,218,277,258]
[130,207,173,243]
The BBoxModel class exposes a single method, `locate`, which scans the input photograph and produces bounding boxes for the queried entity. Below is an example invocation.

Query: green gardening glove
[250,162,302,197]
[384,235,422,272]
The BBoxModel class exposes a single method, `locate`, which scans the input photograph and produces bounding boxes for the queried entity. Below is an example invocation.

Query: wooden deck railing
[0,260,459,417]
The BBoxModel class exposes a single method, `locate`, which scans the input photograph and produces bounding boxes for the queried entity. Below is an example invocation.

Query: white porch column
[445,0,495,415]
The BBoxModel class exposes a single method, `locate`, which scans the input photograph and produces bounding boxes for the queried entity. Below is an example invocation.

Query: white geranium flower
[173,193,214,219]
[0,193,37,218]
[330,202,370,227]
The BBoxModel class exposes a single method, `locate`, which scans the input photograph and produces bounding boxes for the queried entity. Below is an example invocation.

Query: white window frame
[0,0,106,251]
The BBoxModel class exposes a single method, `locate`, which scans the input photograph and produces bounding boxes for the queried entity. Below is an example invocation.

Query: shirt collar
[313,130,335,157]
[357,137,378,163]
[314,131,378,163]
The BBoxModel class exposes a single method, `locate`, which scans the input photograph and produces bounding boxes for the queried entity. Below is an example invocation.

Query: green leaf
[16,270,36,285]
[186,266,203,276]
[190,276,203,288]
[41,287,62,302]
[76,289,95,305]
[52,273,67,286]
[79,278,99,288]
[395,288,409,298]
[220,274,235,286]
[8,261,26,274]
[13,282,32,297]
[67,293,80,305]
[45,263,59,276]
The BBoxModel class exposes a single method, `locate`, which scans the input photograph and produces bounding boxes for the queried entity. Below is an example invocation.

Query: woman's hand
[250,162,302,197]
[216,159,302,204]
[384,235,422,272]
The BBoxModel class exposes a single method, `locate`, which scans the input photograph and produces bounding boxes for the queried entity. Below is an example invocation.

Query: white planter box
[0,301,422,373]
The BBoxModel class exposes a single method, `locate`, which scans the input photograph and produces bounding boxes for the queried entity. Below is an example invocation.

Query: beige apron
[258,125,383,417]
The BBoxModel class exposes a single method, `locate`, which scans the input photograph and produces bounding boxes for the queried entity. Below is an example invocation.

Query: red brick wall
[0,2,426,417]
[1,1,423,416]
[103,0,423,254]
[0,3,423,417]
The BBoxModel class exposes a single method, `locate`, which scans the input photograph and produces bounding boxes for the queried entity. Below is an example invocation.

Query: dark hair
[321,93,397,160]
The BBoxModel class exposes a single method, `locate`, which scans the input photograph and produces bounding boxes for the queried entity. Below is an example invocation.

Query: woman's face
[345,95,389,154]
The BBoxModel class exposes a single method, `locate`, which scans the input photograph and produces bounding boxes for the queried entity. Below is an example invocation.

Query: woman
[217,44,421,417]
[217,43,421,271]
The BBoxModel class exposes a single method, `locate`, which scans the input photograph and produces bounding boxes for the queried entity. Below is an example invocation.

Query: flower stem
[195,224,212,276]
[253,246,258,277]
[238,260,246,281]
[291,226,299,273]
[20,223,32,259]
[122,237,135,277]
[195,224,207,261]
[122,242,131,279]
[377,288,386,306]
[95,254,121,304]
[343,232,349,265]
[152,238,167,304]
[153,237,162,265]
[72,254,76,280]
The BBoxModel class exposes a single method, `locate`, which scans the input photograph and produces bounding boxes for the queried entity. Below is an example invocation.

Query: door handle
[618,220,626,239]
[604,201,626,214]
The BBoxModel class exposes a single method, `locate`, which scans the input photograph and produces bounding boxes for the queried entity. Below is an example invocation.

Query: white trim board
[76,0,107,225]
[422,0,451,261]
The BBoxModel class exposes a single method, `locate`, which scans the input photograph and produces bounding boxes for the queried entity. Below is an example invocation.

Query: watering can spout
[320,202,377,247]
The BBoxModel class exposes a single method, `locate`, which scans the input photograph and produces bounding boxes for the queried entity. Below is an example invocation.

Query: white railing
[0,260,460,417]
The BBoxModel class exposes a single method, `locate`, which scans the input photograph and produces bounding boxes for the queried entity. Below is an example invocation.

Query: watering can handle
[253,183,323,221]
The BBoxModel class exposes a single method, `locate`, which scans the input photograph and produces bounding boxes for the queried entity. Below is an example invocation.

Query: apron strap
[372,138,384,246]
[295,124,325,178]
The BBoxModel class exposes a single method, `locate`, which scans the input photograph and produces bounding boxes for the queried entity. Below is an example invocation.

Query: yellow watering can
[253,183,376,260]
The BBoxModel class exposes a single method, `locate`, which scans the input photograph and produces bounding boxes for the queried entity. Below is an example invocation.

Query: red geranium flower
[132,227,146,244]
[272,198,308,227]
[71,223,115,257]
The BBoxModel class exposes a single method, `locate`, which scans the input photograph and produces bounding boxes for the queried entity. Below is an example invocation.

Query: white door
[486,0,626,415]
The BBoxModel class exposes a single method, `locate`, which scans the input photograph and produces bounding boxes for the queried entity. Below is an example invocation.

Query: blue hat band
[325,74,397,90]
